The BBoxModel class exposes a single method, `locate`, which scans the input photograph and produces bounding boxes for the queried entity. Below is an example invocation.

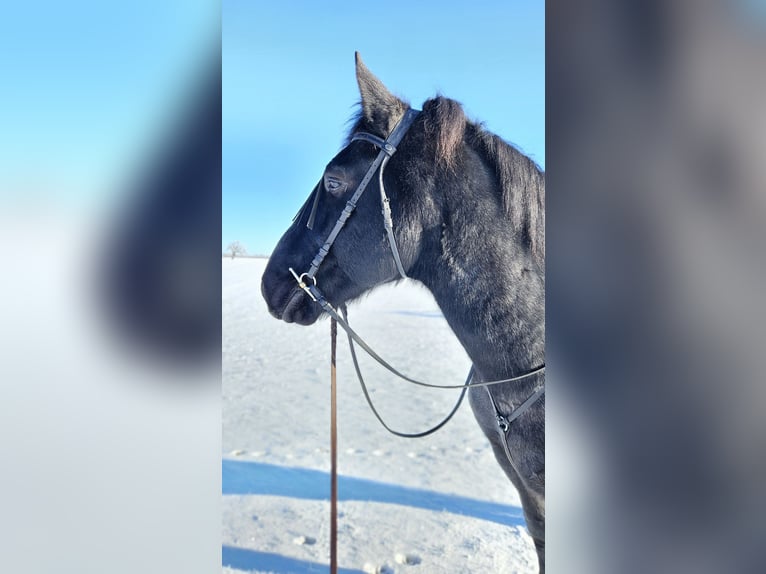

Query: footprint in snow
[292,535,316,546]
[395,553,421,565]
[363,564,394,574]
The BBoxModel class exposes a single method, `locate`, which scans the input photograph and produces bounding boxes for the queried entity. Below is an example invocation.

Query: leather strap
[306,179,322,230]
[486,381,545,435]
[351,132,389,152]
[306,108,420,280]
[287,274,546,391]
[329,318,338,574]
[342,305,470,438]
[378,154,408,278]
[292,179,321,228]
[307,149,388,278]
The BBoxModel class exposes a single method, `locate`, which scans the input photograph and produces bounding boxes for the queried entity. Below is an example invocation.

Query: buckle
[288,267,318,302]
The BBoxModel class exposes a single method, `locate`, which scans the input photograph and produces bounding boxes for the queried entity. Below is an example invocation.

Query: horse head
[261,53,441,325]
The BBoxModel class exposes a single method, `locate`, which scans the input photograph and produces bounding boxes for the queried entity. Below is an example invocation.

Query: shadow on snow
[222,545,365,574]
[223,459,525,528]
[386,309,444,319]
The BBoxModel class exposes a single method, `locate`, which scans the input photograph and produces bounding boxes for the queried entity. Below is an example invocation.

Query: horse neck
[410,187,544,384]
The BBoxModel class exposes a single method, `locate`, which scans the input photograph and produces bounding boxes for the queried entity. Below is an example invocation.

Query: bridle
[287,108,545,439]
[294,107,419,284]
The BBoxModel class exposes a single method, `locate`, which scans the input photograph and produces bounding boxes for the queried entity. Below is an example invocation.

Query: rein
[329,319,338,574]
[341,304,471,438]
[289,108,545,437]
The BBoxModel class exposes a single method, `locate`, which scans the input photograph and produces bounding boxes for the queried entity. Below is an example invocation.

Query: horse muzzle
[261,272,321,325]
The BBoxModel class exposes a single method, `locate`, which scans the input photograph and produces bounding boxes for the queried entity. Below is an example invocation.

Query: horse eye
[324,177,346,195]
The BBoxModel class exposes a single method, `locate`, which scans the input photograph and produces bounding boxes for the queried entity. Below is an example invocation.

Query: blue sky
[0,1,217,205]
[223,1,544,255]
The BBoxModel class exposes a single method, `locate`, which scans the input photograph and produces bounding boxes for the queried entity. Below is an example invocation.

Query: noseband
[287,108,545,438]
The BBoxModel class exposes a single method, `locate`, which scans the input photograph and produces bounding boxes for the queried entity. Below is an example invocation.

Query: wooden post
[330,318,338,574]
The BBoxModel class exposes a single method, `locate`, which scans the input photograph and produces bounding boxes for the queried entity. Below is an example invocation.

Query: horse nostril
[260,275,279,313]
[261,271,300,321]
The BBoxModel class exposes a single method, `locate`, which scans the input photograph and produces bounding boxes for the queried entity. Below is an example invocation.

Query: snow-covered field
[223,258,537,573]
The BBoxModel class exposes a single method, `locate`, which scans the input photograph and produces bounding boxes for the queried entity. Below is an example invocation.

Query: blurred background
[547,1,766,573]
[0,2,221,573]
[1,0,764,572]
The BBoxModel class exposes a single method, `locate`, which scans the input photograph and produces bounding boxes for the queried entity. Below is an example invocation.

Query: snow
[223,258,537,573]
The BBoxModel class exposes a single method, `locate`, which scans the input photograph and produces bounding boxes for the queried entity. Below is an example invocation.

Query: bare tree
[226,241,247,259]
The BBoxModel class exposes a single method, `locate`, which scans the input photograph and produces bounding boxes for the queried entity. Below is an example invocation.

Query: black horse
[261,53,545,571]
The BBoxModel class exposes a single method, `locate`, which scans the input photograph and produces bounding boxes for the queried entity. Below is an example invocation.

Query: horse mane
[467,117,545,266]
[346,96,545,265]
[422,96,545,265]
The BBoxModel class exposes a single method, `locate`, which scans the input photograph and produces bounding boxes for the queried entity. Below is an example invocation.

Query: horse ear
[355,52,406,134]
